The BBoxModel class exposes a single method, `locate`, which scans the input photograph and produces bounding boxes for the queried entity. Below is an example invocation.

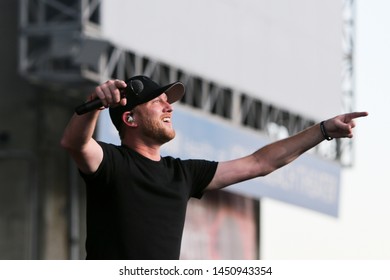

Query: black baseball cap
[109,75,185,131]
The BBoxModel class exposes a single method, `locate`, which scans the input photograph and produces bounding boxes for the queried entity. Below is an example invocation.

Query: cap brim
[165,82,185,104]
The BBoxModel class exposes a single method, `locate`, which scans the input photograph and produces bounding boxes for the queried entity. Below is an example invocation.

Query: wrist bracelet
[320,121,333,141]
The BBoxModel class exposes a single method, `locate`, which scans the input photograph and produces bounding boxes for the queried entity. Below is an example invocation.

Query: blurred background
[0,0,388,260]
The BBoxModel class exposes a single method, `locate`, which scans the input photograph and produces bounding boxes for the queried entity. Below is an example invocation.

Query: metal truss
[18,0,355,165]
[18,0,102,85]
[340,0,356,166]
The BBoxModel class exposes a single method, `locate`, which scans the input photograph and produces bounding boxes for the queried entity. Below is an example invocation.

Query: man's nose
[164,101,173,112]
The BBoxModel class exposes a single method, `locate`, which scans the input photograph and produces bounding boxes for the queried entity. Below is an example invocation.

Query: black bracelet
[320,121,333,141]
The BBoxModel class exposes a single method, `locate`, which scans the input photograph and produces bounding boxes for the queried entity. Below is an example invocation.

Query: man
[61,75,368,259]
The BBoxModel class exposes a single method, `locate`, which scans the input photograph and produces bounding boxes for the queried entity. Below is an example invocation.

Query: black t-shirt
[81,142,218,260]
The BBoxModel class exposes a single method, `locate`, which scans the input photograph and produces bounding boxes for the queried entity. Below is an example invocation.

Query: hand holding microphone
[74,77,172,118]
[75,80,128,115]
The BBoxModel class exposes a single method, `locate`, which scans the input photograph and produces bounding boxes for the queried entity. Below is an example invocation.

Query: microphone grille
[129,80,144,95]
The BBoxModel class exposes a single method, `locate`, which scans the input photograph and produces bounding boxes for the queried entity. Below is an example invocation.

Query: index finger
[346,111,369,121]
[114,79,127,89]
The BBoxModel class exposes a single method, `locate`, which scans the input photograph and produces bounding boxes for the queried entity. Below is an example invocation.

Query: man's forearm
[252,123,324,175]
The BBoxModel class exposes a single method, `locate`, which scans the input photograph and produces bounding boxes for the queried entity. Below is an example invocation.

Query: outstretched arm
[206,111,368,191]
[60,80,127,174]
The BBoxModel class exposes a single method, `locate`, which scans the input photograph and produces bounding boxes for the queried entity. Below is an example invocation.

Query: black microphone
[75,98,105,115]
[74,90,128,115]
[74,79,144,115]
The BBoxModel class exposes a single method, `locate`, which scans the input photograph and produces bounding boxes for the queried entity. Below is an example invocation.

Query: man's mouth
[162,117,171,123]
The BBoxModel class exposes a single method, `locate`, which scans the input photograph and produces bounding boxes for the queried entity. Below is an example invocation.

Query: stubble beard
[142,117,175,144]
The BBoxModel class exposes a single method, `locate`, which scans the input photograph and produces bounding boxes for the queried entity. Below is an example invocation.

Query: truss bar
[20,23,81,35]
[101,48,124,81]
[42,0,79,19]
[82,0,100,22]
[142,60,158,78]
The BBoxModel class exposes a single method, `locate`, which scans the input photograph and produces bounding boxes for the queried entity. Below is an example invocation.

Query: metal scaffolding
[18,0,355,165]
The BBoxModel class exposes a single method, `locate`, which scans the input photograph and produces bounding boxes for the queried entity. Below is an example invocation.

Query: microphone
[74,90,126,115]
[75,98,105,115]
[74,79,144,115]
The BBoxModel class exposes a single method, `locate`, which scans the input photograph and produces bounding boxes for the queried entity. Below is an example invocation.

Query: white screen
[101,0,343,120]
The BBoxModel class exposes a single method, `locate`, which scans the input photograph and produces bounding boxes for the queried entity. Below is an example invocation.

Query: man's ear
[122,111,137,127]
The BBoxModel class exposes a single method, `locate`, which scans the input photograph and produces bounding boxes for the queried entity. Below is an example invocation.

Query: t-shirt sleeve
[182,159,218,199]
[79,141,114,186]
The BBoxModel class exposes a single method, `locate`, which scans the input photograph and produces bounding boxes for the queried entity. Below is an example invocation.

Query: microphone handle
[75,98,104,115]
[74,90,126,115]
